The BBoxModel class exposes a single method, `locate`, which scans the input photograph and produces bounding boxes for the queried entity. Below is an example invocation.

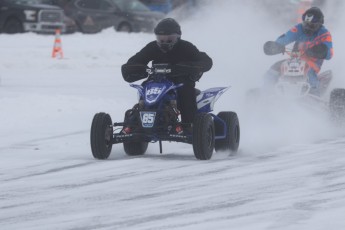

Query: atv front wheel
[192,113,215,160]
[90,112,113,159]
[215,112,240,153]
[123,142,148,156]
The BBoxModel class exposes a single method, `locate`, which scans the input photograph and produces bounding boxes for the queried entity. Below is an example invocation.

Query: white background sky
[1,1,345,229]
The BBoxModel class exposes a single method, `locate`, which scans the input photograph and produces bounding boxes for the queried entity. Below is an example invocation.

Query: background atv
[90,64,240,160]
[246,41,345,124]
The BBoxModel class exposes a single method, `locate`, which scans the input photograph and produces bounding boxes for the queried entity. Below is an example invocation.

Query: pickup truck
[0,0,66,34]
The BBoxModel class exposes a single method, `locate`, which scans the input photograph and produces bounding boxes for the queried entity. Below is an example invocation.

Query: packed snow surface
[1,1,345,229]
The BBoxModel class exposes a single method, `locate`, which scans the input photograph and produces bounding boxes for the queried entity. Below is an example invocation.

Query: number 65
[142,113,154,123]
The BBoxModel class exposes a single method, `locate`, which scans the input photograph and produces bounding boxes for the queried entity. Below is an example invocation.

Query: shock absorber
[170,100,183,134]
[170,100,180,118]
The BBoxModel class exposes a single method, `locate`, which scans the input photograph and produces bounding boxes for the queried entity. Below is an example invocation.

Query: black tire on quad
[90,112,113,159]
[192,113,215,160]
[122,107,148,156]
[123,142,148,156]
[329,88,345,123]
[215,112,240,153]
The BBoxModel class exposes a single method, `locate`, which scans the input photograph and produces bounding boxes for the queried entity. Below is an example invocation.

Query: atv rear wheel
[90,113,113,159]
[123,142,148,156]
[330,88,345,123]
[192,113,215,160]
[215,112,240,153]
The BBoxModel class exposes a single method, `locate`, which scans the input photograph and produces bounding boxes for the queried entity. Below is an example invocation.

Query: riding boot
[308,72,321,96]
[177,85,197,124]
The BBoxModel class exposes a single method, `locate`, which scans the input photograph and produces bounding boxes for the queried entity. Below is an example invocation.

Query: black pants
[176,84,197,123]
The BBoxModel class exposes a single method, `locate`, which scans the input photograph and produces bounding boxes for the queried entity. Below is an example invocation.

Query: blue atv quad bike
[90,64,240,160]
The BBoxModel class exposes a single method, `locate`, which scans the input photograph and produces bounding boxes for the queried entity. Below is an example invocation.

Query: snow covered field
[1,1,345,229]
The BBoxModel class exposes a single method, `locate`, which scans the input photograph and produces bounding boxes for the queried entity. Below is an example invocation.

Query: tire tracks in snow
[0,130,89,152]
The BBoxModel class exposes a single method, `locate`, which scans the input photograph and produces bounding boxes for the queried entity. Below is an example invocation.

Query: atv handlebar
[147,63,203,82]
[264,41,306,58]
[147,64,172,75]
[264,41,285,55]
[285,50,304,58]
[122,63,203,83]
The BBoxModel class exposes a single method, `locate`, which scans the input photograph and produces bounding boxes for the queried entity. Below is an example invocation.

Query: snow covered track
[1,137,345,229]
[1,1,345,229]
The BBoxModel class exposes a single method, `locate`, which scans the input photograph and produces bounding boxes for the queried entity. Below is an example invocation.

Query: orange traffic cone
[52,29,63,59]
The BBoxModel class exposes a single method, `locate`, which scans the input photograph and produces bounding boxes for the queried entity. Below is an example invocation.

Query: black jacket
[122,39,213,84]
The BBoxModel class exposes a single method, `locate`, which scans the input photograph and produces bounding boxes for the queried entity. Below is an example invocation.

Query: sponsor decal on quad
[169,134,188,139]
[116,134,133,138]
[147,87,163,95]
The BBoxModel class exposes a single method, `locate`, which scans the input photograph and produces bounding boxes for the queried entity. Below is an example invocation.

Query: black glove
[263,41,285,55]
[121,64,148,83]
[172,63,203,82]
[305,43,328,59]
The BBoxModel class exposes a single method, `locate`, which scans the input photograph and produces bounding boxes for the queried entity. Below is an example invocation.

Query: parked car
[55,0,165,33]
[139,0,173,14]
[0,0,66,34]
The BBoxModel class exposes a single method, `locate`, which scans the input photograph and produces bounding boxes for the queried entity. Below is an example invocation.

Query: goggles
[302,21,321,32]
[156,34,180,46]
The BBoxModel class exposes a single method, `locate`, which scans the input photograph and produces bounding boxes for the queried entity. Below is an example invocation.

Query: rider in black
[121,18,213,124]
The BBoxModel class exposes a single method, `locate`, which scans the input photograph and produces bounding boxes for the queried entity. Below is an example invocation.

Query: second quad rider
[264,7,333,96]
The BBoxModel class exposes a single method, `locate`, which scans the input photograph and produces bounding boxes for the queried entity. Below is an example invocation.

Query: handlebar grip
[122,64,148,83]
[264,41,285,55]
